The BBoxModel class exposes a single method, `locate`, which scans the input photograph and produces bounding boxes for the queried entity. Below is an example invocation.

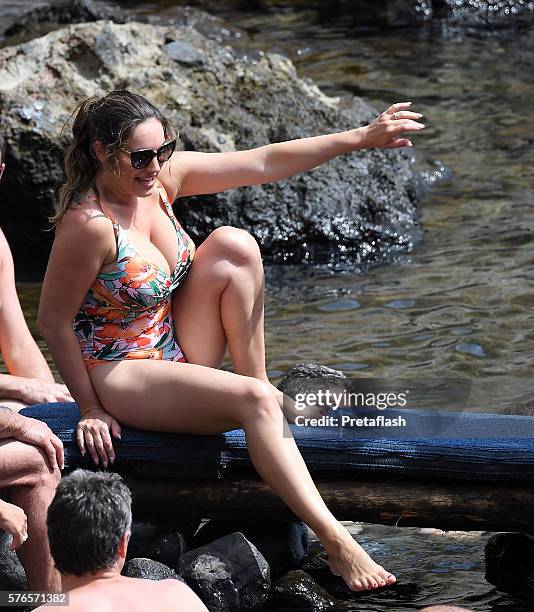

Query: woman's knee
[236,379,280,424]
[205,226,262,267]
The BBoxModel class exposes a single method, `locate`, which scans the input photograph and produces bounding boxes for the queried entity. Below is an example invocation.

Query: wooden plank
[123,471,534,533]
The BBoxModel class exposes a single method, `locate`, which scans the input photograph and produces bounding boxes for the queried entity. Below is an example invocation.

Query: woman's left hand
[359,102,425,149]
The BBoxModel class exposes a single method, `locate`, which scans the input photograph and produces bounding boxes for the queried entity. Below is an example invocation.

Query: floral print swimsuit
[73,181,196,370]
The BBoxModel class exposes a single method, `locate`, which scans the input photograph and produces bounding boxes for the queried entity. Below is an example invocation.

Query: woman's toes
[372,573,385,587]
[385,573,397,584]
[350,578,366,591]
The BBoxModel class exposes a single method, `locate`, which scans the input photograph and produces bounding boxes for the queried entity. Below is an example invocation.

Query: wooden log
[122,470,534,533]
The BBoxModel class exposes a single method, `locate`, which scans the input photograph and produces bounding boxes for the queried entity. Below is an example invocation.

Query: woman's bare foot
[322,524,396,591]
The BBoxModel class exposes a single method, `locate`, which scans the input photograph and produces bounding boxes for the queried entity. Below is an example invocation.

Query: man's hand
[0,500,28,550]
[17,379,73,405]
[16,416,64,471]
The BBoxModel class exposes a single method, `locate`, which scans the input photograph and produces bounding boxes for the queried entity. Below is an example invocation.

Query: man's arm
[0,406,64,470]
[0,404,23,438]
[0,228,54,383]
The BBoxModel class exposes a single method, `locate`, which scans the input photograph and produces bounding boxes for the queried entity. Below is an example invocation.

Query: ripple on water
[317,298,361,312]
[384,299,417,309]
[455,342,487,358]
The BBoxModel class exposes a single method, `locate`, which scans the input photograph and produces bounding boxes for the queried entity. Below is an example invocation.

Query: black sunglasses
[122,139,177,169]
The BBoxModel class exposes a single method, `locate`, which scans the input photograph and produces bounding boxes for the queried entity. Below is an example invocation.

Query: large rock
[2,0,237,44]
[178,532,270,610]
[191,519,309,578]
[122,557,184,582]
[0,19,420,278]
[126,520,193,569]
[0,532,27,591]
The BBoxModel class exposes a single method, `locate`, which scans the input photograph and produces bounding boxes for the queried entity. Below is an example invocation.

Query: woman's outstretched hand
[76,406,121,467]
[360,102,425,149]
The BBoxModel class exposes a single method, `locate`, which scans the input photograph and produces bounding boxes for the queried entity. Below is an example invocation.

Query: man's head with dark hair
[0,134,6,181]
[47,469,132,576]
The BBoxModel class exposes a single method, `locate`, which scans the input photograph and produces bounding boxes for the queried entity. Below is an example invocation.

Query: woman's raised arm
[169,102,424,199]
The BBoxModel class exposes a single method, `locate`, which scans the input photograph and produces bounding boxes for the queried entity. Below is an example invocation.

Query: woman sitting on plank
[38,90,424,591]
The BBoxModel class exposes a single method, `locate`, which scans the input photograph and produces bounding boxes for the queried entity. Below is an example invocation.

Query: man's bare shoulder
[124,577,207,611]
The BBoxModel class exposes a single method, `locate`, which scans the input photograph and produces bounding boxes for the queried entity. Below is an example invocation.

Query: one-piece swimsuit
[73,180,196,370]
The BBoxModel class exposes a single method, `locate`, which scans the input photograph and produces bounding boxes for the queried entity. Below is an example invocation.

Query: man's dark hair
[47,469,132,576]
[0,134,6,164]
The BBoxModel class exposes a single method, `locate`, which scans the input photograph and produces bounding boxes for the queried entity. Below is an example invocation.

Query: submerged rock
[485,532,534,594]
[178,532,270,610]
[0,19,420,278]
[269,569,336,611]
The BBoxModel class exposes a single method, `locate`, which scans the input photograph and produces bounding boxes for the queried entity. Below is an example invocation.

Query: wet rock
[3,0,126,40]
[269,569,336,611]
[126,521,188,568]
[0,532,27,590]
[178,532,270,610]
[234,0,534,26]
[485,532,534,594]
[122,557,184,582]
[192,519,308,577]
[0,19,420,279]
[2,0,229,41]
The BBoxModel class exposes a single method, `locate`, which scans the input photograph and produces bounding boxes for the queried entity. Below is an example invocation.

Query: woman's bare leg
[171,227,395,589]
[172,227,292,410]
[90,360,395,591]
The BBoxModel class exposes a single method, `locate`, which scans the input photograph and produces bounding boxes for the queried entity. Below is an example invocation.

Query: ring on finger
[392,112,398,120]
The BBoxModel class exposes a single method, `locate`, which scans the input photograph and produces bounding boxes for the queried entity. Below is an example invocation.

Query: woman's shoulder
[55,197,114,246]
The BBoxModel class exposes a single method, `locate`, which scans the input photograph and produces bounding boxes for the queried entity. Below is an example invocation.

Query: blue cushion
[19,402,534,482]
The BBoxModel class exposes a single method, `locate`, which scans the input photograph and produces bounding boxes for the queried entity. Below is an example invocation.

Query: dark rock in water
[0,532,27,590]
[126,521,188,568]
[432,0,534,25]
[122,557,184,582]
[485,532,534,594]
[278,363,347,399]
[4,0,126,39]
[192,519,308,578]
[269,569,336,611]
[203,0,534,27]
[178,532,270,610]
[2,0,236,44]
[0,19,420,279]
[155,531,189,570]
